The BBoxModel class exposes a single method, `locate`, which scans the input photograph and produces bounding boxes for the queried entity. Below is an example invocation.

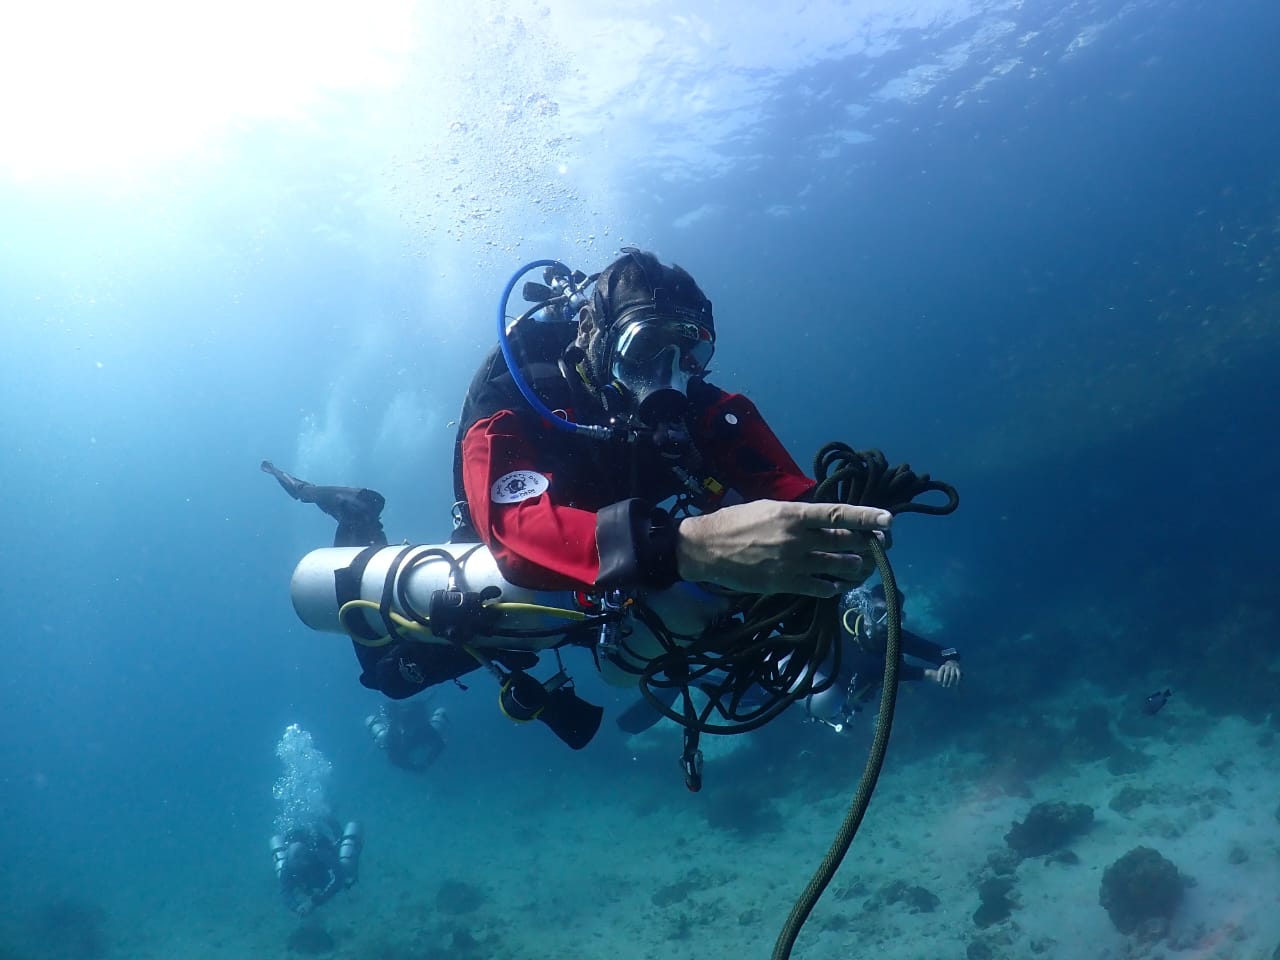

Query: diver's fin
[262,459,309,500]
[615,686,680,735]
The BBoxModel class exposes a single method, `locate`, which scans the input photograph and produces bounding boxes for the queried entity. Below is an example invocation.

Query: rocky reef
[972,876,1017,929]
[1004,800,1094,858]
[1098,845,1186,936]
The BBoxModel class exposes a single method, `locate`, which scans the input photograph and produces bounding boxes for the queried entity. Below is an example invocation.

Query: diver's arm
[309,869,341,908]
[925,661,962,687]
[901,629,962,687]
[462,402,887,596]
[901,629,961,667]
[689,386,816,502]
[898,662,929,683]
[675,500,891,598]
[461,411,682,591]
[675,387,891,596]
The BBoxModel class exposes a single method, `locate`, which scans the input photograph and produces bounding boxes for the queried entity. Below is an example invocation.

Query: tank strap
[333,546,383,642]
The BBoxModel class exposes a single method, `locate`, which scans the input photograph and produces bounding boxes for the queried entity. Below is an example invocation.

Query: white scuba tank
[289,543,730,683]
[290,544,575,649]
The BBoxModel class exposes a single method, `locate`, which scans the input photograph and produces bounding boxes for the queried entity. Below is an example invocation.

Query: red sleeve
[693,390,815,502]
[461,410,602,591]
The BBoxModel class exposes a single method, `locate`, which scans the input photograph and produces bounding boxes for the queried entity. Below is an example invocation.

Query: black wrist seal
[596,499,682,590]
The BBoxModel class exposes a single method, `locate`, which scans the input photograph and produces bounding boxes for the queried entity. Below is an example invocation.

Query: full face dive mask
[605,311,715,423]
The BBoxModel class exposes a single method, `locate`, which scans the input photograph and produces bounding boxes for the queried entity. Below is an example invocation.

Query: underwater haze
[1,1,1278,959]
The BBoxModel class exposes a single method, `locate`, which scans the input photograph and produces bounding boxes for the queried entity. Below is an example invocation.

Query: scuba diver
[270,724,363,917]
[267,251,961,954]
[270,817,363,917]
[268,249,894,761]
[448,248,889,603]
[366,698,449,771]
[795,583,961,732]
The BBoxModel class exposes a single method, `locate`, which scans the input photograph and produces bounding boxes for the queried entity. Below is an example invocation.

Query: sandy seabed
[11,683,1280,960]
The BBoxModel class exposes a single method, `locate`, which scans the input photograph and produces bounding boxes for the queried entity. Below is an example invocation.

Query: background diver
[366,697,449,771]
[270,816,363,917]
[798,582,961,731]
[270,724,363,917]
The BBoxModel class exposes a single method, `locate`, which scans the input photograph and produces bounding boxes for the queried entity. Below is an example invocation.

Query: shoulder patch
[491,470,549,504]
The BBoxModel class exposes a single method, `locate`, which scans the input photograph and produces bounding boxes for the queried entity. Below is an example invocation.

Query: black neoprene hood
[592,248,715,335]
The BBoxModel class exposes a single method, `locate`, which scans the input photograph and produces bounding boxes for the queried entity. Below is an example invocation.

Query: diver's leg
[262,460,317,501]
[262,461,388,547]
[331,487,388,546]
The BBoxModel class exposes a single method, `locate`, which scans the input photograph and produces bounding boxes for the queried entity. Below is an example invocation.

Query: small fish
[1142,688,1172,715]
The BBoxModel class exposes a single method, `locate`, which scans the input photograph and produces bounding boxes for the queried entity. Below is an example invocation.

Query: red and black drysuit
[358,320,813,698]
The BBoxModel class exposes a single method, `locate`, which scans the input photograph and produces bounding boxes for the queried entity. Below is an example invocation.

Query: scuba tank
[364,711,390,749]
[290,542,730,685]
[429,707,448,736]
[270,834,289,880]
[291,543,577,648]
[337,822,362,886]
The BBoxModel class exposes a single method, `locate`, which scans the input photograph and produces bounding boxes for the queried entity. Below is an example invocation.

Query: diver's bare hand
[926,661,962,688]
[675,500,892,597]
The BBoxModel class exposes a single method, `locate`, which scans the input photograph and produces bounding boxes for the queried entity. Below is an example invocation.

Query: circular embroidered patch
[491,470,549,504]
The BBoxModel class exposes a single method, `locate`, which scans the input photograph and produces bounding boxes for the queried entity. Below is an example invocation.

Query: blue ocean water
[1,1,1277,958]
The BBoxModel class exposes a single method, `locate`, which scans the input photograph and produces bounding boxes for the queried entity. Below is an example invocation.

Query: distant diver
[270,725,363,917]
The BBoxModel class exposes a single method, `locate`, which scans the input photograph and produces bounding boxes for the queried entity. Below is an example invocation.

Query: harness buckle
[594,589,632,661]
[450,500,471,530]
